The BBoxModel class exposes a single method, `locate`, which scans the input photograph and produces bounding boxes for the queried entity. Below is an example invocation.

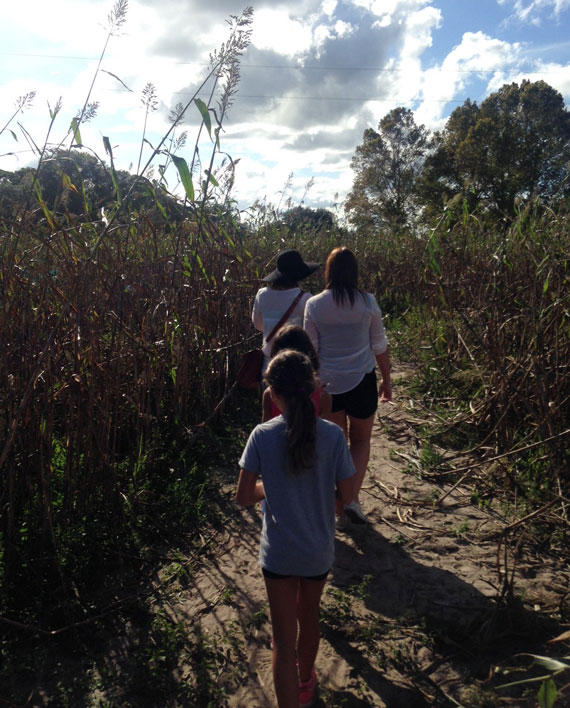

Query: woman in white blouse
[304,246,392,527]
[252,249,320,377]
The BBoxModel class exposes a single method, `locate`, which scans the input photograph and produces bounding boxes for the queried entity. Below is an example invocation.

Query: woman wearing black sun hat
[252,249,320,377]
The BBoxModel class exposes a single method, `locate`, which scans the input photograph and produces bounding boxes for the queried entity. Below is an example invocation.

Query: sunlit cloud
[487,60,570,95]
[251,9,313,56]
[498,0,570,24]
[415,31,521,128]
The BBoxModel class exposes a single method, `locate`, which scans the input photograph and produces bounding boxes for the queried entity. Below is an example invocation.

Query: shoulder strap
[266,290,304,343]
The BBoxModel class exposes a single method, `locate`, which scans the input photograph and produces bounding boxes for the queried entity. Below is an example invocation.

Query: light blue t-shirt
[239,416,355,576]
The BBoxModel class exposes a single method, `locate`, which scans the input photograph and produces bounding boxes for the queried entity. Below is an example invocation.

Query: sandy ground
[163,366,570,707]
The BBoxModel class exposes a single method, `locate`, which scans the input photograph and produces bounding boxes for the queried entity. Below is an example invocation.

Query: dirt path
[164,366,569,707]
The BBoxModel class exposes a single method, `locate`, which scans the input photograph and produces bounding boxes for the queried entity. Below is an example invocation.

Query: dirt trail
[168,365,569,707]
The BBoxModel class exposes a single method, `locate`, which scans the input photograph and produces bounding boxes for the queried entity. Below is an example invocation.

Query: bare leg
[296,577,327,682]
[264,576,300,708]
[347,414,375,502]
[330,411,349,517]
[329,409,347,436]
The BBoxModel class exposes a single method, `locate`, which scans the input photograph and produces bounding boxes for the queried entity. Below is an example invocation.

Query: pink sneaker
[299,670,317,707]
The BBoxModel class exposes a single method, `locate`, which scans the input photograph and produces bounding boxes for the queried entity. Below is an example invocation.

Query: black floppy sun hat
[262,250,320,284]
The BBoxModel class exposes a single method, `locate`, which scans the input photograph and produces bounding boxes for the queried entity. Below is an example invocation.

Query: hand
[378,381,392,402]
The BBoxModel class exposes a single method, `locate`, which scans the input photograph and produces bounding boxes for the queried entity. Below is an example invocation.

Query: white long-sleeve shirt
[252,286,312,361]
[304,289,388,395]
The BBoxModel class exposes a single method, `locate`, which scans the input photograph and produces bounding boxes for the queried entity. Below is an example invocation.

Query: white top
[304,289,388,395]
[252,286,312,360]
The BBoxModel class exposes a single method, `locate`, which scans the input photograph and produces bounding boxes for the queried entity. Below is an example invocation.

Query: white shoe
[344,501,368,524]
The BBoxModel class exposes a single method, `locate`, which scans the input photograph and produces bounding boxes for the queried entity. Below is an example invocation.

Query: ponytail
[264,350,316,475]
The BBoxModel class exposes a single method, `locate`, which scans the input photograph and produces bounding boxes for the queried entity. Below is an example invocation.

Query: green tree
[281,206,335,234]
[345,107,432,235]
[420,80,570,218]
[0,149,184,224]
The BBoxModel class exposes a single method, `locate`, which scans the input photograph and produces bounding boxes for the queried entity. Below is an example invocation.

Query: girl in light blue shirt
[236,350,354,708]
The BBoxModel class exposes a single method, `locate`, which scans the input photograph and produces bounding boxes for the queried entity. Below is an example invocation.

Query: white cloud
[402,6,442,59]
[498,0,570,23]
[414,31,521,128]
[322,0,338,15]
[2,0,109,52]
[335,20,356,37]
[396,4,442,104]
[251,9,314,56]
[486,60,570,98]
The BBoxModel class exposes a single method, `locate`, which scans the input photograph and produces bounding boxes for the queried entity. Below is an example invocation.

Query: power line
[107,89,471,103]
[0,85,550,105]
[0,51,567,75]
[0,84,476,104]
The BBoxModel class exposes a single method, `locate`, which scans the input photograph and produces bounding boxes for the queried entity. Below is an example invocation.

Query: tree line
[345,79,570,234]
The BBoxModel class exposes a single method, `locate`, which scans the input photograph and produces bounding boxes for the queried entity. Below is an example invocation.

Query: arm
[319,388,332,420]
[235,468,265,507]
[375,349,392,402]
[261,388,273,423]
[303,301,319,353]
[252,291,264,332]
[336,476,354,506]
[369,297,391,402]
[335,429,356,509]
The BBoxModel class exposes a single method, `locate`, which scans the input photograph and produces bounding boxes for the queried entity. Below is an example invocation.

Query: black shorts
[331,369,378,419]
[262,568,329,581]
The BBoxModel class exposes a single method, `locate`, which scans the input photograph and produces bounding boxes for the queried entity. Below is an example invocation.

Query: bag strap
[266,290,304,344]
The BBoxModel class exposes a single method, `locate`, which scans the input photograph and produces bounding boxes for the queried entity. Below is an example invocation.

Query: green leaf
[543,276,550,294]
[101,69,134,92]
[156,199,167,220]
[33,181,55,230]
[62,173,79,193]
[538,678,557,708]
[102,136,122,205]
[428,240,441,276]
[102,136,112,158]
[194,98,212,139]
[206,171,219,187]
[172,155,194,201]
[70,117,82,146]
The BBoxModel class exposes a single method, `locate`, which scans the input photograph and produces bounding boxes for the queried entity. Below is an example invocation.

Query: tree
[344,107,432,234]
[420,81,570,218]
[0,149,185,224]
[281,206,335,234]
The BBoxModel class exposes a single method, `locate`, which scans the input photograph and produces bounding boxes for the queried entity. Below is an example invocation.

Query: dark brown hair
[324,246,363,306]
[270,324,319,373]
[264,350,316,474]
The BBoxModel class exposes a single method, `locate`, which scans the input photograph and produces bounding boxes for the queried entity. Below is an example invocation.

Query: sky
[1,0,570,217]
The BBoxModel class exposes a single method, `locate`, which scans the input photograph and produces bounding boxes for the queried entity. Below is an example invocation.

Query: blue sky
[1,0,570,214]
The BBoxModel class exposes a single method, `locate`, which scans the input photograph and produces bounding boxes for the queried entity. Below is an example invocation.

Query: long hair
[270,324,320,373]
[324,246,363,306]
[264,350,316,475]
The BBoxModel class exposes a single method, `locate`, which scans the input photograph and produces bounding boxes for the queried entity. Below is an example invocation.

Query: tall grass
[371,204,570,514]
[0,3,257,617]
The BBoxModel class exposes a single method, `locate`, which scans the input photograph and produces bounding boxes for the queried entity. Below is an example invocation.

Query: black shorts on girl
[262,568,329,581]
[331,369,378,419]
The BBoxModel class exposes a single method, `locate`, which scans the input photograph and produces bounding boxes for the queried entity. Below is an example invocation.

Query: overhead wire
[0,51,567,76]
